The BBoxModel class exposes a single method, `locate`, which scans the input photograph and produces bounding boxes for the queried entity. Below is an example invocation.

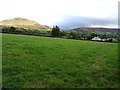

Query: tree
[69,32,80,39]
[51,25,60,37]
[2,26,9,33]
[81,31,87,40]
[60,31,66,38]
[9,27,16,33]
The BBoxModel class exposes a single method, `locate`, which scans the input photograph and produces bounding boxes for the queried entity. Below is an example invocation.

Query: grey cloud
[53,16,117,30]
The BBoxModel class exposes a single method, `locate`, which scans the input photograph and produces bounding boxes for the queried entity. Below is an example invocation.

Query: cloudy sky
[0,0,119,29]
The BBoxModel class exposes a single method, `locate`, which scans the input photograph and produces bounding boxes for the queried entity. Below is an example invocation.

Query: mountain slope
[69,27,119,33]
[0,18,51,30]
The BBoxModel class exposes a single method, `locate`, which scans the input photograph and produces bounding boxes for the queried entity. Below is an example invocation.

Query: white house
[101,39,107,41]
[112,38,118,42]
[92,36,101,41]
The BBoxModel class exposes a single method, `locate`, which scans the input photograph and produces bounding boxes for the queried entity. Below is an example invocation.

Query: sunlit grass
[2,33,119,88]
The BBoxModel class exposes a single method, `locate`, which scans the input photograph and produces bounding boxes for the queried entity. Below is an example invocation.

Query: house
[92,36,118,42]
[112,38,118,42]
[92,36,101,41]
[101,39,107,41]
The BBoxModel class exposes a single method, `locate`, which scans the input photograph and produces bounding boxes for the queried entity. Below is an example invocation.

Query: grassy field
[2,33,119,88]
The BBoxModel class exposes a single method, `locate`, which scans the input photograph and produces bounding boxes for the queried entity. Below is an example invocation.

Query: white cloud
[0,0,119,28]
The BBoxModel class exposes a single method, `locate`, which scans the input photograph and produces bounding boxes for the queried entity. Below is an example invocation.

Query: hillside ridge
[0,18,51,30]
[69,27,119,32]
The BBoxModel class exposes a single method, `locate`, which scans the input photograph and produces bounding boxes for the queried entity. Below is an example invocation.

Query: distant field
[2,33,119,88]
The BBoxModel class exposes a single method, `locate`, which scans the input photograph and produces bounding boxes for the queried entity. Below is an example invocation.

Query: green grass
[2,33,119,88]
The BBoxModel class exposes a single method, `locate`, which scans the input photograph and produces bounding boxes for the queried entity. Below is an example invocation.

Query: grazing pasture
[2,33,118,88]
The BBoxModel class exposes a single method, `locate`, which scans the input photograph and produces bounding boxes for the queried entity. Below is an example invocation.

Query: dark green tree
[2,26,9,33]
[69,32,80,39]
[81,31,87,40]
[9,27,16,33]
[51,25,60,37]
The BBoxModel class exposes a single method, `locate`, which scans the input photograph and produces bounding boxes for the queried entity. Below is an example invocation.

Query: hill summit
[0,18,51,30]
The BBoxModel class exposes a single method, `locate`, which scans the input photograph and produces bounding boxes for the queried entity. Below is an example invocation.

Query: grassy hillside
[0,18,51,31]
[2,34,119,88]
[68,27,118,33]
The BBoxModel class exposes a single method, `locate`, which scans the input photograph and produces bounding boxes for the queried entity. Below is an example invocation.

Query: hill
[68,27,119,33]
[0,18,51,30]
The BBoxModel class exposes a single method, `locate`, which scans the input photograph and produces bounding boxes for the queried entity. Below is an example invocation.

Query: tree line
[1,25,120,42]
[1,26,51,37]
[51,25,119,42]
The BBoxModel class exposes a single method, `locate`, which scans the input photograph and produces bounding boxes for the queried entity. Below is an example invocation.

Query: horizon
[0,0,119,29]
[0,17,119,30]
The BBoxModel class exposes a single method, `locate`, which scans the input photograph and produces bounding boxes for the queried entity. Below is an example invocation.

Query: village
[91,36,118,42]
